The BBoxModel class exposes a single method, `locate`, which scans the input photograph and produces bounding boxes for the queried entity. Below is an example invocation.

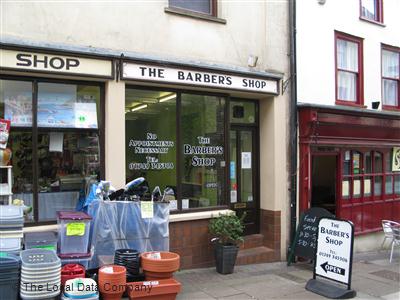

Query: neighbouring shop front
[0,47,113,223]
[298,104,400,235]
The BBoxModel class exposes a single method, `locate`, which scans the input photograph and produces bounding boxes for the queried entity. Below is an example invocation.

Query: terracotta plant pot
[98,265,126,300]
[127,278,181,300]
[140,252,180,280]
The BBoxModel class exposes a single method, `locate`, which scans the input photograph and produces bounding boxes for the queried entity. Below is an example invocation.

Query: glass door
[230,127,258,234]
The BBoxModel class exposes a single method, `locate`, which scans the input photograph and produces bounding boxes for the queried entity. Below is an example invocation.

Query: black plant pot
[214,243,239,274]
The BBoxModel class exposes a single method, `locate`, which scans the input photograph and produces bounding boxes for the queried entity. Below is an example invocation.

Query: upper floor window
[169,0,216,16]
[335,32,363,105]
[360,0,383,23]
[382,46,400,109]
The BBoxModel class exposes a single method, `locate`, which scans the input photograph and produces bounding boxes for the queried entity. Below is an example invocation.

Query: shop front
[0,47,113,223]
[120,61,283,267]
[298,104,400,238]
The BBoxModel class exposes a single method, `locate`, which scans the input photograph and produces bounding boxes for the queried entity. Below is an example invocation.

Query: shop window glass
[364,176,371,196]
[365,151,372,173]
[125,89,177,207]
[374,152,383,173]
[353,177,361,198]
[0,80,34,220]
[230,101,256,124]
[343,150,351,175]
[36,82,101,221]
[374,176,383,196]
[181,94,225,209]
[385,176,393,195]
[342,179,350,199]
[353,152,361,174]
[395,175,400,195]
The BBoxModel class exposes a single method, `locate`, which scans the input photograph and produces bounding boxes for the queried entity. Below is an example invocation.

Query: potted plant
[209,213,245,274]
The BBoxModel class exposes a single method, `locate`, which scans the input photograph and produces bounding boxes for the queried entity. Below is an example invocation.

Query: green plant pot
[214,243,239,274]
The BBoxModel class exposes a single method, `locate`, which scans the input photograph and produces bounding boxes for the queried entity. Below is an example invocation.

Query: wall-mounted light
[131,104,148,112]
[247,55,258,68]
[318,0,326,4]
[159,94,176,103]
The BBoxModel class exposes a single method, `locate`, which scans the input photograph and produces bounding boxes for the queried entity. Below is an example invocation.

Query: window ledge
[382,105,400,112]
[359,17,386,27]
[22,209,235,231]
[170,209,234,223]
[164,7,227,24]
[335,101,367,108]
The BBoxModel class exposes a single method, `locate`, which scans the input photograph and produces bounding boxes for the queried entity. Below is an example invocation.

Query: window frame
[334,31,364,107]
[0,74,105,226]
[359,0,384,24]
[381,44,400,111]
[168,0,217,17]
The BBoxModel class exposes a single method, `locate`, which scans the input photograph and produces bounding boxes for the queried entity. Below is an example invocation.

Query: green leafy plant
[209,213,245,245]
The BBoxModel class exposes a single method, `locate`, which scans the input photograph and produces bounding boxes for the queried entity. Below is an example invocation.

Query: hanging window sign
[392,147,400,172]
[122,62,279,94]
[0,49,113,78]
[241,152,252,169]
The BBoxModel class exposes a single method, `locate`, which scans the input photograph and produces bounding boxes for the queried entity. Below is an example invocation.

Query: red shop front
[298,104,400,234]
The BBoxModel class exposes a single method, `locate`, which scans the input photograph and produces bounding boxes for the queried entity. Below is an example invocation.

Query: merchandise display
[24,231,57,251]
[20,248,61,299]
[88,200,169,269]
[0,253,20,300]
[57,211,92,255]
[61,264,85,286]
[0,205,23,254]
[62,278,99,300]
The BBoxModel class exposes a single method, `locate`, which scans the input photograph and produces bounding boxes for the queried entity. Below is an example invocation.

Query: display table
[13,191,79,221]
[88,200,170,269]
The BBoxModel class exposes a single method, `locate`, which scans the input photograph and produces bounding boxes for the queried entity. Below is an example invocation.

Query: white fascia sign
[0,49,113,78]
[315,218,354,285]
[122,62,279,94]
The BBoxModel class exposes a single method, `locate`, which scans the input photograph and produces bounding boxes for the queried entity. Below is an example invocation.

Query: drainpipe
[289,0,298,249]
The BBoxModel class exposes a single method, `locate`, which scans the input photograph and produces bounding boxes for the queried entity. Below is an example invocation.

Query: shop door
[229,127,259,235]
[311,155,337,215]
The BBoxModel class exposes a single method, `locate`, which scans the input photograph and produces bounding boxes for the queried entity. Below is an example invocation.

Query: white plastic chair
[389,225,400,263]
[381,220,400,249]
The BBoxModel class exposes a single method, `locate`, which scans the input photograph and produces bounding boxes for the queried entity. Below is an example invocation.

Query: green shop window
[125,88,226,211]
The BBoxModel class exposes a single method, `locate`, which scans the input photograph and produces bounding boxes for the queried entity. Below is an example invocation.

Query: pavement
[174,250,400,300]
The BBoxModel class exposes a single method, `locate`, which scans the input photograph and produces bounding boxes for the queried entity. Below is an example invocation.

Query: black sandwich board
[287,207,333,265]
[305,217,356,299]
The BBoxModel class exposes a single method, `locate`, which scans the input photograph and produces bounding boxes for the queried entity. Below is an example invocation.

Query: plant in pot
[209,213,245,274]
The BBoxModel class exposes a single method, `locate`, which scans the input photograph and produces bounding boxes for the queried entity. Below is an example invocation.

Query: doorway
[311,155,337,215]
[229,127,259,234]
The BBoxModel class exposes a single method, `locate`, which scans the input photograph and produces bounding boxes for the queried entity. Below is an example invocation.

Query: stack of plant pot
[114,248,144,282]
[126,251,181,300]
[20,248,61,299]
[98,265,126,300]
[61,263,86,286]
[62,278,99,300]
[0,253,20,300]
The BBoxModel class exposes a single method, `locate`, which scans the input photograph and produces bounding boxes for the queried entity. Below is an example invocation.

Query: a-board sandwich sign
[287,207,333,265]
[306,217,356,299]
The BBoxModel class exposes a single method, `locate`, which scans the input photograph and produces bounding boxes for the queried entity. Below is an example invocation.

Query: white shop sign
[0,49,113,78]
[122,62,278,94]
[315,218,354,285]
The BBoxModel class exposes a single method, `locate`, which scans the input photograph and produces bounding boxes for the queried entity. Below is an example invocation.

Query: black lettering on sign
[15,54,80,71]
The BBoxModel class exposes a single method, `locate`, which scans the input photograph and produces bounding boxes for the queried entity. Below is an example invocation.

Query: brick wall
[169,209,281,269]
